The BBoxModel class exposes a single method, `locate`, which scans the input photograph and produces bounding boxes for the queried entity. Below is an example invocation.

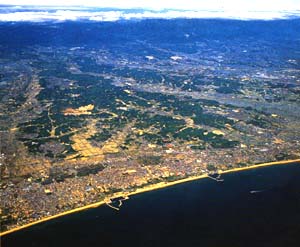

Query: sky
[0,0,299,11]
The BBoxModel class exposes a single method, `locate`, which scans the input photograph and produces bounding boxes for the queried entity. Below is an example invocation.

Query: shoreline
[1,158,300,237]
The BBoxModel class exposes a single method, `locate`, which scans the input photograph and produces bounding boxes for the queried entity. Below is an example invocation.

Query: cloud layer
[0,6,299,22]
[1,0,300,12]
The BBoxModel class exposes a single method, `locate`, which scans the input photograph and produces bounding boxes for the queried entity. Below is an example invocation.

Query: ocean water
[2,162,300,247]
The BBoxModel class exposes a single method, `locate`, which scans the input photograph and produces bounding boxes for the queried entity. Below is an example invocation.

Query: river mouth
[2,162,300,247]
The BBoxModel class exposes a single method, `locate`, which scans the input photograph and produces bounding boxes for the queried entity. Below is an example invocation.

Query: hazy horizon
[1,1,300,22]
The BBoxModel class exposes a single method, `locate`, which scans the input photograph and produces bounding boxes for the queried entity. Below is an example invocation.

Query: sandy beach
[1,158,299,237]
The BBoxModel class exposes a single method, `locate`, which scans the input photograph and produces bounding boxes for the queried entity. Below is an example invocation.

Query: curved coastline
[1,158,300,237]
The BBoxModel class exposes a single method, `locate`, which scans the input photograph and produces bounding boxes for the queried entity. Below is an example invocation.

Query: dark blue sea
[2,162,300,247]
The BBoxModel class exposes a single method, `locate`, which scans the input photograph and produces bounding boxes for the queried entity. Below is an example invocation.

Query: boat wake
[250,190,265,194]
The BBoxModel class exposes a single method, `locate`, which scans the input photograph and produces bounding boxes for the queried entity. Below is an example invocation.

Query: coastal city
[1,21,300,233]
